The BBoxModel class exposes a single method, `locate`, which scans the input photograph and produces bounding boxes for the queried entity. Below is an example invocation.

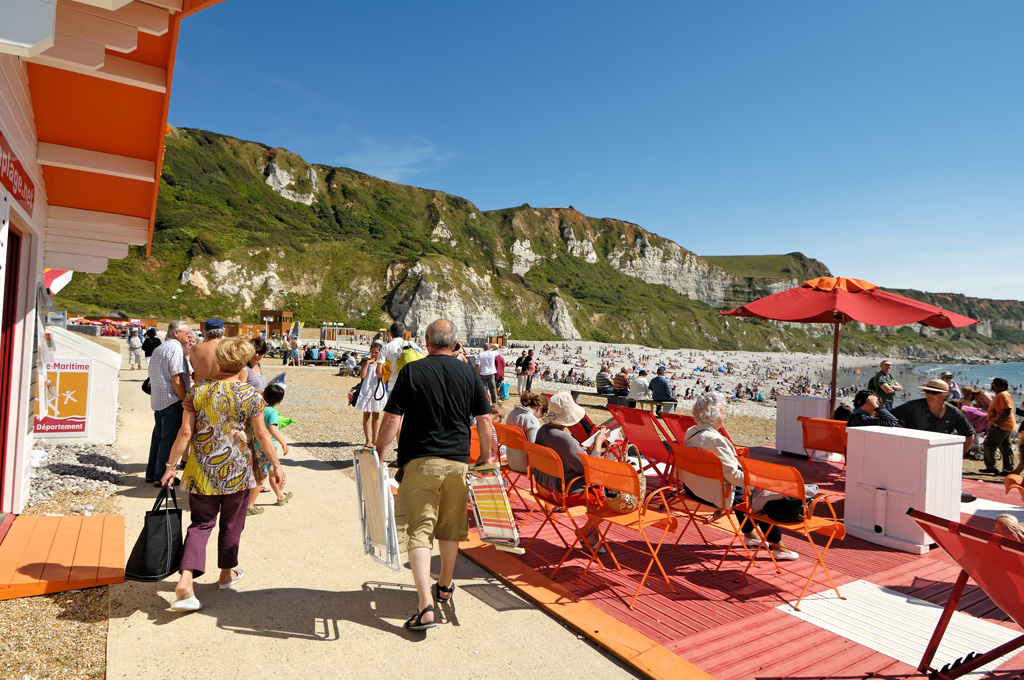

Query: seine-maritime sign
[35,359,92,437]
[0,127,35,217]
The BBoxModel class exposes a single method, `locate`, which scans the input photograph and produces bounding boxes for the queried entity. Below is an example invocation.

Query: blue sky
[169,1,1024,301]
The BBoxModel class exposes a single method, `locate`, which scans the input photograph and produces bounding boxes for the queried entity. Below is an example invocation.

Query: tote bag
[124,484,184,581]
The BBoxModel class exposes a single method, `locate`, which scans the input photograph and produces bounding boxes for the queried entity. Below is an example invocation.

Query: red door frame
[0,226,22,510]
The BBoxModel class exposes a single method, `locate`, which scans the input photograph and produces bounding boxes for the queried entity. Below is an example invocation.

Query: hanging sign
[34,358,92,437]
[0,127,35,217]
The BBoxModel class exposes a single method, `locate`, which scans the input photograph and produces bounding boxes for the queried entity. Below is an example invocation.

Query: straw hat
[919,378,950,393]
[545,392,585,427]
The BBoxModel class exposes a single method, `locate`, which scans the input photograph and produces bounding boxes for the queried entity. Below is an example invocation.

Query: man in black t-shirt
[376,319,492,632]
[891,378,976,503]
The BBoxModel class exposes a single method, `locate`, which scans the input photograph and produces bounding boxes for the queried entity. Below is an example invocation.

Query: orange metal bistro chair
[1004,474,1024,503]
[522,442,601,575]
[607,404,675,486]
[735,456,846,610]
[668,443,755,572]
[660,412,750,457]
[577,454,679,610]
[798,416,847,473]
[493,422,531,509]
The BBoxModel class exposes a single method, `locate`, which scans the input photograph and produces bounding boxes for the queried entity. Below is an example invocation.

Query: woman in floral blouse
[161,337,286,611]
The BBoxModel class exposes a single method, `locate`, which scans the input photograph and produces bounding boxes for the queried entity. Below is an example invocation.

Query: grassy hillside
[57,127,1024,359]
[702,253,831,280]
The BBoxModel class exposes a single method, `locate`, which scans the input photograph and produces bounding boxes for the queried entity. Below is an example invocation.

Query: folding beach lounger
[908,508,1024,680]
[467,464,525,554]
[353,447,401,570]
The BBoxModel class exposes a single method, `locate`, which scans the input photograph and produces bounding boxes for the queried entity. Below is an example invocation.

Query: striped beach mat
[467,464,524,554]
[353,448,401,570]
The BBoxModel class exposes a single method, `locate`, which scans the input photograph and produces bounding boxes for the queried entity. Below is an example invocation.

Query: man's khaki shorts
[395,457,470,551]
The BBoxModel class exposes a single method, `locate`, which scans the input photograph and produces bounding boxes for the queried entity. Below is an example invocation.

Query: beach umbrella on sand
[721,276,978,413]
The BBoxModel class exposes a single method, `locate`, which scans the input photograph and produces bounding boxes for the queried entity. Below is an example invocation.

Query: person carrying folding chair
[678,392,799,562]
[375,319,493,633]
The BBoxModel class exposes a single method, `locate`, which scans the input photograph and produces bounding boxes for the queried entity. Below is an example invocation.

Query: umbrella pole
[829,320,841,415]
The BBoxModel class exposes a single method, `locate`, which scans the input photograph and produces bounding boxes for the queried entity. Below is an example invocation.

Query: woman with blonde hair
[160,337,286,612]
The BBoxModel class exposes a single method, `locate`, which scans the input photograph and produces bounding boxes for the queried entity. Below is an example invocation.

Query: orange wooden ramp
[0,515,124,601]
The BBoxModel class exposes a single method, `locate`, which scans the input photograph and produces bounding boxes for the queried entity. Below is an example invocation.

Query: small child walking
[247,383,293,515]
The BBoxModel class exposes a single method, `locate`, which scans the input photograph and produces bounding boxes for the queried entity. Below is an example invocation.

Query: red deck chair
[493,422,531,509]
[607,404,675,486]
[797,416,847,473]
[576,454,679,610]
[735,456,846,610]
[660,412,750,457]
[522,442,603,575]
[909,509,1024,680]
[668,443,755,572]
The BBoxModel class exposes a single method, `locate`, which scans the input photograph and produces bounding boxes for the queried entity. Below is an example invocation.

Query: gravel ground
[0,443,122,680]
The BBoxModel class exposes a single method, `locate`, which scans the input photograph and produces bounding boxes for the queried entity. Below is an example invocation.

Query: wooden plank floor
[0,515,125,600]
[475,447,1024,679]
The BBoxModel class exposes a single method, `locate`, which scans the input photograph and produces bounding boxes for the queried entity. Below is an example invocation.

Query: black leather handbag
[124,484,183,581]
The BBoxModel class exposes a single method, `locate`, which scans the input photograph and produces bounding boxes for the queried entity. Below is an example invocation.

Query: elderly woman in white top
[626,369,652,407]
[680,392,798,561]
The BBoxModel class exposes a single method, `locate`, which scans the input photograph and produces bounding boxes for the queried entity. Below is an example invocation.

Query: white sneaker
[744,536,764,548]
[170,594,202,611]
[772,548,799,561]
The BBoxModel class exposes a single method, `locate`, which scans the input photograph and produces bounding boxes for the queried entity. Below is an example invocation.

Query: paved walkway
[106,365,637,678]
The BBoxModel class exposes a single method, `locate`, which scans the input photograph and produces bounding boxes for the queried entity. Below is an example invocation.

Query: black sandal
[404,604,436,631]
[434,581,455,603]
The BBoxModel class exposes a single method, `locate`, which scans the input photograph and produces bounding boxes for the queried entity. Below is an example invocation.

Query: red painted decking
[471,448,1022,680]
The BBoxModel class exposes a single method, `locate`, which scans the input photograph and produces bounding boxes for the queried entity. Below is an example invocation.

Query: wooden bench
[302,359,338,367]
[570,390,627,407]
[632,399,677,413]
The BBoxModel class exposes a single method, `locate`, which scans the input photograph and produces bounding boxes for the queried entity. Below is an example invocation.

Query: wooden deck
[466,448,1024,680]
[0,514,125,601]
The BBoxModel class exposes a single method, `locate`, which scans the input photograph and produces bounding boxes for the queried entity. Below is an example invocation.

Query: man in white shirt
[379,321,421,396]
[476,343,499,404]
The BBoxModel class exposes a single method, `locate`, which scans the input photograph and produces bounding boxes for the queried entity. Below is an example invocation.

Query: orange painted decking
[0,515,124,600]
[463,448,1024,680]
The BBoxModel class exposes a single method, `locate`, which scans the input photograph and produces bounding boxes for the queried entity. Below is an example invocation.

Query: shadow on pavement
[110,581,424,640]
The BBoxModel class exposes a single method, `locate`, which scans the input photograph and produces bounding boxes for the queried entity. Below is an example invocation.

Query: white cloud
[333,137,455,183]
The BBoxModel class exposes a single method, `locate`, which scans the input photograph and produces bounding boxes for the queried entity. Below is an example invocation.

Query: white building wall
[1,52,47,514]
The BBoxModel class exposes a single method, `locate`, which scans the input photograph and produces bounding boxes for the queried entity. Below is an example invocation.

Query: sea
[831,361,1024,407]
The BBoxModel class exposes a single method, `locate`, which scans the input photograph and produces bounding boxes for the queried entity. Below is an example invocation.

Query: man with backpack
[378,321,422,396]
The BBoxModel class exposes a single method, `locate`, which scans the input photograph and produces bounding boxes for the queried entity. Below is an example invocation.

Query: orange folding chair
[797,416,848,473]
[607,404,675,486]
[661,412,749,457]
[577,454,679,609]
[735,456,846,610]
[493,422,530,509]
[522,442,601,575]
[1004,474,1024,502]
[669,443,755,572]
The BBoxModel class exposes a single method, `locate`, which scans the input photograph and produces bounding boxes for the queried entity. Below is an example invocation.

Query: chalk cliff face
[386,260,504,340]
[606,235,736,306]
[548,293,582,340]
[264,163,318,205]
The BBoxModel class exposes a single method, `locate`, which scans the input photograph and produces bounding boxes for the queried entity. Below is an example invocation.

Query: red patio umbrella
[721,277,978,412]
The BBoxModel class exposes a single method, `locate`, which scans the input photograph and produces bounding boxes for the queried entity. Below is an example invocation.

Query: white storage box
[845,425,963,554]
[775,395,830,456]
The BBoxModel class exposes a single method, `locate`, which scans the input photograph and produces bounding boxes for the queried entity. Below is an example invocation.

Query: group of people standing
[143,319,293,611]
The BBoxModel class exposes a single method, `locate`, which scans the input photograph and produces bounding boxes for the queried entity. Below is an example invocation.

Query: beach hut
[0,0,225,514]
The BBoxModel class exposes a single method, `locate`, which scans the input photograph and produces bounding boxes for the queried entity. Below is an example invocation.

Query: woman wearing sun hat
[534,393,609,550]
